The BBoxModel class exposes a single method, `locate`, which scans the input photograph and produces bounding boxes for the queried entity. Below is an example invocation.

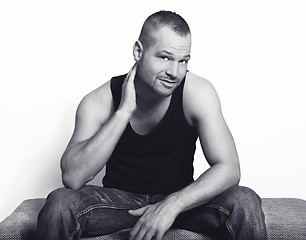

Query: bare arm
[169,73,241,212]
[129,73,240,240]
[61,64,137,190]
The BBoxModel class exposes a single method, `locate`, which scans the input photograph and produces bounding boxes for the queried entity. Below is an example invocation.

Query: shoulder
[184,72,218,99]
[77,80,114,124]
[183,72,222,125]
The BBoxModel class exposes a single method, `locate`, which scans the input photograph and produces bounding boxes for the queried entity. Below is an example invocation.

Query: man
[37,10,267,240]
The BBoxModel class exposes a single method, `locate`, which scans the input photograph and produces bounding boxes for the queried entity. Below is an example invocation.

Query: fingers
[128,203,171,240]
[129,217,166,240]
[155,231,164,240]
[142,228,156,240]
[129,220,157,240]
[129,219,142,240]
[128,206,147,216]
[125,63,138,85]
[119,63,138,114]
[129,221,145,240]
[129,206,151,240]
[122,63,137,93]
[129,63,138,78]
[130,223,164,240]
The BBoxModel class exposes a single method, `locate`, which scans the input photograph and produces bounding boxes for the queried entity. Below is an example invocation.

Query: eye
[160,56,169,60]
[179,59,189,64]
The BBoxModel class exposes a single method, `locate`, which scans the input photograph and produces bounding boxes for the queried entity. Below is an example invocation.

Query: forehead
[147,26,191,54]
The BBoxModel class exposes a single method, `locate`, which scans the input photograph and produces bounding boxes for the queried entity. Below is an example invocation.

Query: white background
[1,0,306,221]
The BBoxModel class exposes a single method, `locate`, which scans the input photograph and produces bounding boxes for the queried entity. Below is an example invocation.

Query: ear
[133,40,143,62]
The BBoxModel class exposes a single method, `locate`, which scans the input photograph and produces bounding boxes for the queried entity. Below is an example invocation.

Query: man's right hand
[119,63,138,116]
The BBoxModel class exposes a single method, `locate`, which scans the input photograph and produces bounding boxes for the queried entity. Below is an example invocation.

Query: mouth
[158,78,178,89]
[158,78,177,84]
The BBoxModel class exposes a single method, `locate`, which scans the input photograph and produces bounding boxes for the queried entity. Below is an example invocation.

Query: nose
[165,62,179,80]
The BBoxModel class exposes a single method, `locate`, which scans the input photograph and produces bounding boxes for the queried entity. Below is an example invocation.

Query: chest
[130,97,171,136]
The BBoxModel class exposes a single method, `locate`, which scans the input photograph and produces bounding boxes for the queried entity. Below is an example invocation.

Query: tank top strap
[110,74,126,110]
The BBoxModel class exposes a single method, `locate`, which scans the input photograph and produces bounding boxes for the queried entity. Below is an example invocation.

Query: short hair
[139,10,191,48]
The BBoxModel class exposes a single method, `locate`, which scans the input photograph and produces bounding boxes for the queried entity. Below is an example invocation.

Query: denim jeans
[37,185,267,240]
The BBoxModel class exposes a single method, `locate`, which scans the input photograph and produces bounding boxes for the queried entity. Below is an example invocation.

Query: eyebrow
[158,50,191,59]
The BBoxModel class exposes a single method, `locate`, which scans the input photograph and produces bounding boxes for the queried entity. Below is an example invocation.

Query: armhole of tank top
[179,73,196,128]
[164,75,190,129]
[175,76,186,111]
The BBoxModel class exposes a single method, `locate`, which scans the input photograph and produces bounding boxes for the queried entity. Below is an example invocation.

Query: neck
[134,75,171,115]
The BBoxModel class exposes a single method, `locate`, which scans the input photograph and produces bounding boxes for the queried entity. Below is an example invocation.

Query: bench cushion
[262,198,306,239]
[1,198,306,239]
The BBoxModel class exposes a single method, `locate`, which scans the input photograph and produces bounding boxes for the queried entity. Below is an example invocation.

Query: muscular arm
[129,73,240,240]
[169,73,241,212]
[61,65,137,190]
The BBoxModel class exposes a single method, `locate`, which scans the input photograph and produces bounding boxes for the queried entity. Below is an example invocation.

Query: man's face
[136,26,191,97]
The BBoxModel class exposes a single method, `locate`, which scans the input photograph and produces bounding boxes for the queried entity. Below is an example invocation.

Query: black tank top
[102,74,198,194]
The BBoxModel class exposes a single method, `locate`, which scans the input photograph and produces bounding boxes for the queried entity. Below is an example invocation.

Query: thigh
[82,185,146,235]
[173,202,229,238]
[46,185,146,236]
[172,186,262,239]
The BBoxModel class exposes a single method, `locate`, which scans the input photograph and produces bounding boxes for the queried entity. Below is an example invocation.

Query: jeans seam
[207,204,230,216]
[68,204,130,239]
[207,204,236,239]
[226,221,236,240]
[69,222,80,240]
[76,204,130,218]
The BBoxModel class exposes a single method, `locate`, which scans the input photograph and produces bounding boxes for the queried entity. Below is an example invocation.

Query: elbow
[60,147,98,190]
[61,163,94,190]
[61,161,86,190]
[62,172,85,190]
[224,161,240,187]
[233,164,241,186]
[235,171,241,186]
[60,153,85,190]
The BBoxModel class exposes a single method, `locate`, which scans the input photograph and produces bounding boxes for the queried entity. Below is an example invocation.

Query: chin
[154,86,176,97]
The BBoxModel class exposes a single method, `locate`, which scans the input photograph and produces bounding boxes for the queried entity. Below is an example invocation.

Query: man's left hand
[128,200,178,240]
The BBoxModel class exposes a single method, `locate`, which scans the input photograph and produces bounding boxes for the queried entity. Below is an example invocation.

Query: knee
[47,187,74,207]
[39,187,77,220]
[230,186,261,203]
[231,185,260,199]
[227,186,262,213]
